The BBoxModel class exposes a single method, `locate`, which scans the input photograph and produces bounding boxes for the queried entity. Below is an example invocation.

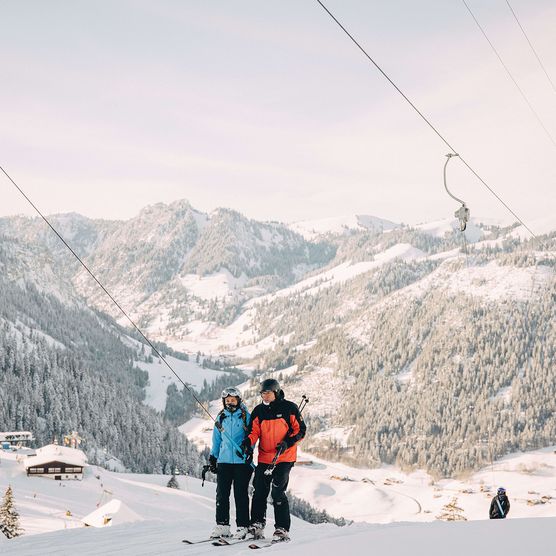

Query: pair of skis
[214,537,289,549]
[182,536,289,549]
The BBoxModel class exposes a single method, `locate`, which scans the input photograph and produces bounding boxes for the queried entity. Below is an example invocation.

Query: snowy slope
[0,449,217,534]
[2,446,555,555]
[181,407,556,524]
[4,515,554,556]
[511,216,556,239]
[415,217,483,242]
[384,258,554,304]
[158,242,554,362]
[119,335,236,413]
[246,243,426,305]
[179,270,248,301]
[136,353,227,412]
[290,214,400,240]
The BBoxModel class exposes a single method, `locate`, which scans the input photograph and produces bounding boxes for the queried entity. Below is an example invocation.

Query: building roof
[0,431,34,441]
[24,444,87,469]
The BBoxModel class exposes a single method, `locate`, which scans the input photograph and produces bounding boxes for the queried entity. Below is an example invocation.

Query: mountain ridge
[2,200,556,476]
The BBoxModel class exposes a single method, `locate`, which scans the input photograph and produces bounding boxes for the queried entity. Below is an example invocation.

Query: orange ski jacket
[246,396,306,464]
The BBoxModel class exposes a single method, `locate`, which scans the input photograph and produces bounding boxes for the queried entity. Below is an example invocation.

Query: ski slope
[136,354,226,412]
[4,515,555,556]
[119,337,231,412]
[2,445,556,555]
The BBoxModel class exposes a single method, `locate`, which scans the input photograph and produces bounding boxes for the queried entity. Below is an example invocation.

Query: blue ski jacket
[210,404,251,464]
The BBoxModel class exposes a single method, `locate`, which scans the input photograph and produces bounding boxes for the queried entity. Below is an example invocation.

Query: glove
[239,438,253,464]
[276,440,289,453]
[240,438,253,455]
[209,455,217,474]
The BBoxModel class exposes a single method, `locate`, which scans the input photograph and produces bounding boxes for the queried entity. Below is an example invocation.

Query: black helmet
[221,386,242,411]
[260,378,283,399]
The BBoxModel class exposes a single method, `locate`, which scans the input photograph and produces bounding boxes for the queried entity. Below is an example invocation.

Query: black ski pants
[250,462,295,532]
[215,463,253,527]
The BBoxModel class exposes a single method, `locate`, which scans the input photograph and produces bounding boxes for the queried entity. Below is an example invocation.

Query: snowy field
[5,514,554,556]
[1,447,555,555]
[136,354,227,412]
[182,408,556,524]
[289,214,399,240]
[119,336,232,412]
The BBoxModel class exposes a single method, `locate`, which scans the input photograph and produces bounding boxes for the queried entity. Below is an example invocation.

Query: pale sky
[1,0,555,227]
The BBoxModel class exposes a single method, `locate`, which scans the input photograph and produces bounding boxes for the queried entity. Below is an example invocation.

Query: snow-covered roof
[24,444,87,469]
[0,431,33,441]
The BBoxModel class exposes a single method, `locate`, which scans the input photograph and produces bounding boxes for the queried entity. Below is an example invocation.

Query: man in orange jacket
[241,378,306,543]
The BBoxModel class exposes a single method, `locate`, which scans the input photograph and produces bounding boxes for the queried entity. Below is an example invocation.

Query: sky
[1,0,556,228]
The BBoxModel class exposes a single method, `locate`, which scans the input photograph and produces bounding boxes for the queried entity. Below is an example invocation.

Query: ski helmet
[221,386,241,411]
[497,487,506,495]
[259,378,283,399]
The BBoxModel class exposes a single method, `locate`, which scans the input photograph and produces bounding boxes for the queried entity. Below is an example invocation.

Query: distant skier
[241,378,306,543]
[489,487,510,519]
[208,387,252,540]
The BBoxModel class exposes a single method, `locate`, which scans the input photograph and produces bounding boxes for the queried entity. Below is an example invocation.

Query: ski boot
[248,522,265,540]
[272,528,290,543]
[233,527,249,540]
[210,524,231,538]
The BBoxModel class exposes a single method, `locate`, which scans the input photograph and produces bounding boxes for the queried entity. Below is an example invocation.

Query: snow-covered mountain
[0,212,118,264]
[2,201,556,478]
[0,233,211,474]
[290,214,400,240]
[1,201,334,331]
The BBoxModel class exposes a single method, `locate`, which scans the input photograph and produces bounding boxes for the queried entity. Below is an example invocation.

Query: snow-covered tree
[436,497,467,521]
[166,475,179,489]
[0,486,23,539]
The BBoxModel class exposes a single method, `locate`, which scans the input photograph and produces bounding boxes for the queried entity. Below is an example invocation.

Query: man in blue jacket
[209,386,252,539]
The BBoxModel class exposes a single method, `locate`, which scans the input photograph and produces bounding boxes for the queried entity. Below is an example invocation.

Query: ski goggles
[221,387,241,398]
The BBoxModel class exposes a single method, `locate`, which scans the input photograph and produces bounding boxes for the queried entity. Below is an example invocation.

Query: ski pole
[215,420,256,470]
[264,395,309,476]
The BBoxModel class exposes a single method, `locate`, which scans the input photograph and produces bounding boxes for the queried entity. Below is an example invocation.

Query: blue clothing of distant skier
[210,404,251,463]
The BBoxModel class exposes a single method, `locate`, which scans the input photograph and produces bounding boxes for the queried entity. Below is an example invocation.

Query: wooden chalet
[24,444,87,481]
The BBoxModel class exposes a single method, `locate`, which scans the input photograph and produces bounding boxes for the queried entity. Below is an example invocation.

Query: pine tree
[166,474,179,489]
[436,497,467,521]
[0,486,23,539]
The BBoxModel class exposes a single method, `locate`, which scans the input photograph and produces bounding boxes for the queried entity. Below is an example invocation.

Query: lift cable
[505,0,556,97]
[314,0,537,239]
[461,0,556,150]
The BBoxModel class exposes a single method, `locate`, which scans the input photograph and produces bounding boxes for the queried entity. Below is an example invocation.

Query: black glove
[240,438,253,455]
[276,440,289,453]
[209,455,217,474]
[239,438,253,464]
